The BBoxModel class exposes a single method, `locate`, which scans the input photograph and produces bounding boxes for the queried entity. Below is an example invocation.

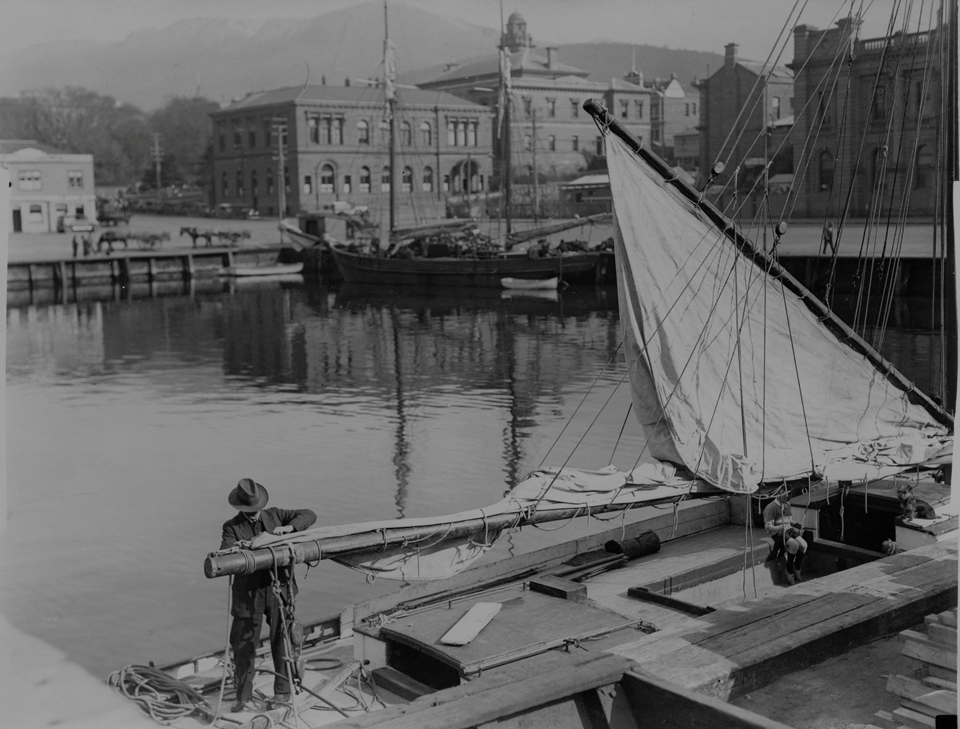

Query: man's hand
[273,525,295,536]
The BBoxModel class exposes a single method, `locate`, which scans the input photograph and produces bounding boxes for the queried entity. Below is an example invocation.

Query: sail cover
[606,132,951,493]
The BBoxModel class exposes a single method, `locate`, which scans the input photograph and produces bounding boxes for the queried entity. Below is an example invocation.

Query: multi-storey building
[644,74,701,164]
[790,17,942,217]
[1,140,96,233]
[698,43,794,199]
[210,85,493,222]
[418,12,655,183]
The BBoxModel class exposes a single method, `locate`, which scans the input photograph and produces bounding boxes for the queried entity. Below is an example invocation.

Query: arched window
[381,165,391,192]
[915,145,934,189]
[357,120,369,145]
[379,120,390,146]
[420,121,432,147]
[221,171,229,196]
[359,166,371,192]
[818,150,834,191]
[422,166,434,192]
[236,170,244,196]
[447,120,456,146]
[400,122,411,146]
[402,166,413,192]
[320,164,335,193]
[467,121,477,146]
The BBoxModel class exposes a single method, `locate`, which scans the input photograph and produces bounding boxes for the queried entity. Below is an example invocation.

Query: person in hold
[763,490,807,584]
[820,221,835,255]
[220,478,316,713]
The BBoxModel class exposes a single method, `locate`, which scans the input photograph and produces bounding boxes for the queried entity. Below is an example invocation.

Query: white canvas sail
[605,130,951,493]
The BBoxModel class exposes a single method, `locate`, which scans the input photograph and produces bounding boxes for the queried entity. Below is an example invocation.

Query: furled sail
[598,102,951,493]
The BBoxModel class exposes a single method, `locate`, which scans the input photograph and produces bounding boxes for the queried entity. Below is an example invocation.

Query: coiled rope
[107,664,217,725]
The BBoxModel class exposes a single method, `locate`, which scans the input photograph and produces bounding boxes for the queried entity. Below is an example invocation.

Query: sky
[2,0,910,61]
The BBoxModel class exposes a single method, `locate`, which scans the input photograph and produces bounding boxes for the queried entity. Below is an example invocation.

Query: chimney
[546,47,557,70]
[725,43,738,68]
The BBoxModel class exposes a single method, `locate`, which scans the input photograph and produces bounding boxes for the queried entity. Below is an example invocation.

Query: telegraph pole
[151,133,162,191]
[273,117,287,242]
[532,109,539,223]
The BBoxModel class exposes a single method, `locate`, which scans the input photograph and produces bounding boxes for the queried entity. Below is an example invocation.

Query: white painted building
[0,140,96,233]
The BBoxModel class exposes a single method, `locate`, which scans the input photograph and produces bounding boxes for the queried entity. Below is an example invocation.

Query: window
[18,170,41,190]
[620,101,629,119]
[322,117,332,145]
[219,127,226,152]
[67,170,83,189]
[379,120,390,146]
[303,175,312,194]
[402,166,412,192]
[420,121,432,147]
[357,120,370,144]
[264,120,272,148]
[456,120,466,147]
[447,120,456,146]
[422,166,434,192]
[915,145,933,189]
[236,170,244,196]
[522,97,532,116]
[320,165,335,193]
[267,169,274,195]
[334,118,343,145]
[28,204,42,222]
[359,167,371,192]
[685,103,690,117]
[75,204,84,218]
[309,115,319,144]
[221,171,229,197]
[400,121,411,146]
[251,168,258,193]
[572,135,579,152]
[233,121,242,149]
[636,100,644,119]
[443,174,450,192]
[342,174,352,194]
[692,102,697,116]
[818,150,834,191]
[248,122,256,148]
[381,166,391,191]
[468,121,477,147]
[279,124,288,148]
[548,135,556,151]
[570,99,579,117]
[547,98,556,117]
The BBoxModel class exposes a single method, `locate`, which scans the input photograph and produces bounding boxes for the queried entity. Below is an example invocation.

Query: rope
[107,664,219,725]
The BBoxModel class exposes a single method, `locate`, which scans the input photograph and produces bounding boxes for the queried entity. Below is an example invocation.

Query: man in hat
[220,478,316,713]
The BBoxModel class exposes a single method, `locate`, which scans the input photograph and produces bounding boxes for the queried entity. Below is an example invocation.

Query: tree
[146,96,219,186]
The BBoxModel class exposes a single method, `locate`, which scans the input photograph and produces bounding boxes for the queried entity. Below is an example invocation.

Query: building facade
[1,140,96,233]
[418,12,655,185]
[698,43,794,197]
[210,85,493,224]
[644,74,701,164]
[790,17,942,217]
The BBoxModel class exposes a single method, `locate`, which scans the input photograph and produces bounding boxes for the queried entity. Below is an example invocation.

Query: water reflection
[3,274,947,678]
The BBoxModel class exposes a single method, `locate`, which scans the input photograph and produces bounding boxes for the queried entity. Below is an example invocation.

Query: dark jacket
[220,507,317,618]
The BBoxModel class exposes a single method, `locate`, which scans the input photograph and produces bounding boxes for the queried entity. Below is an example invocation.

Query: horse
[180,226,205,248]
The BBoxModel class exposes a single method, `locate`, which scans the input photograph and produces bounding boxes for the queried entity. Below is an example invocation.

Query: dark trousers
[771,533,806,575]
[230,590,291,702]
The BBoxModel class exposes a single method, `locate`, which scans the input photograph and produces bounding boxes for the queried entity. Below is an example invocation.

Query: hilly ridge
[0,1,722,110]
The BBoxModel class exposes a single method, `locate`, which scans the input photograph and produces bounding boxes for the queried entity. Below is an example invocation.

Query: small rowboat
[500,276,559,290]
[224,262,304,277]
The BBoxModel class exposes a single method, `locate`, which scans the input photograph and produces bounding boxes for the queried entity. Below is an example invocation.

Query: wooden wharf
[7,245,293,294]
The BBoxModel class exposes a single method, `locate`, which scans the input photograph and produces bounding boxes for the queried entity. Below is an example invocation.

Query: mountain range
[0,2,723,111]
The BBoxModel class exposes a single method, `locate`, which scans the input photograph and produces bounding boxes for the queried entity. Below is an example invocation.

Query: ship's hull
[329,246,600,287]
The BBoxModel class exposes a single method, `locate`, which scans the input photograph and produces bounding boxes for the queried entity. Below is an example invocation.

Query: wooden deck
[608,539,958,701]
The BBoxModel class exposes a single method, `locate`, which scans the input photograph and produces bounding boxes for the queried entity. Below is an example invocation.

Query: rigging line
[875,1,938,348]
[610,401,633,465]
[933,3,949,399]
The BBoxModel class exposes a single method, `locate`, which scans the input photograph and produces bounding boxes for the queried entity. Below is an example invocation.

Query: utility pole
[273,117,287,242]
[151,133,162,192]
[531,109,539,223]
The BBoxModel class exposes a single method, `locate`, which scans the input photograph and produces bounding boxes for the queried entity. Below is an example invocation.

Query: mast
[946,0,958,413]
[532,109,539,223]
[499,0,512,236]
[384,0,397,236]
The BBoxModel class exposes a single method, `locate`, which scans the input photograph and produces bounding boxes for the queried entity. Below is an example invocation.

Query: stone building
[698,43,794,199]
[209,85,493,222]
[790,17,942,218]
[1,140,96,233]
[418,12,655,186]
[643,74,701,164]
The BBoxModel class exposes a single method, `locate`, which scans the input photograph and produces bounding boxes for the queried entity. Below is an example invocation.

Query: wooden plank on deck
[440,603,502,646]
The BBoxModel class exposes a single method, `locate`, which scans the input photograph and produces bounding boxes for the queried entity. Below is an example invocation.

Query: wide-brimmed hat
[228,478,269,512]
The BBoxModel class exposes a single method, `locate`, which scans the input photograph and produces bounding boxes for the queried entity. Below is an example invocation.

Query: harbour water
[1,274,945,681]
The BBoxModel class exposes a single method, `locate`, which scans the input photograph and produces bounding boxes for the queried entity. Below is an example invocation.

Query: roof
[560,173,610,189]
[421,48,588,86]
[738,60,793,80]
[215,85,485,113]
[0,139,66,155]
